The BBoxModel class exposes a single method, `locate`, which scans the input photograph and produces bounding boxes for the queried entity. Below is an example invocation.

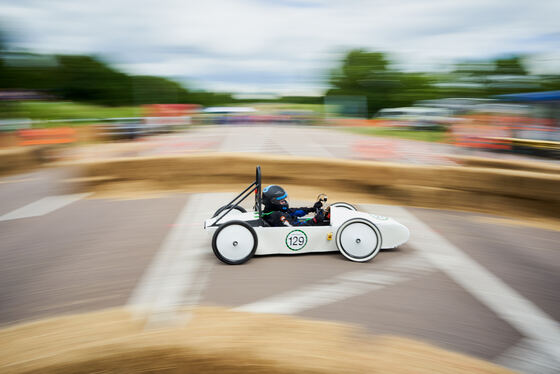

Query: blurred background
[1,1,559,373]
[0,0,559,157]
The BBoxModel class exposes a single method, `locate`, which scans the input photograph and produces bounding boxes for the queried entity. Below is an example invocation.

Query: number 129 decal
[286,229,307,251]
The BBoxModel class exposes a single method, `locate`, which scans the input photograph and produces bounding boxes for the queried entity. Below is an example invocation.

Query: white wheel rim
[338,222,378,259]
[216,224,254,262]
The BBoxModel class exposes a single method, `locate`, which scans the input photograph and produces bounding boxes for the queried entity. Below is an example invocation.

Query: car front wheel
[335,218,381,262]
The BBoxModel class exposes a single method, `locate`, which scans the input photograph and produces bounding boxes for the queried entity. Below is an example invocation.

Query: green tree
[55,55,133,106]
[327,49,436,117]
[449,55,541,97]
[131,75,187,105]
[494,56,527,76]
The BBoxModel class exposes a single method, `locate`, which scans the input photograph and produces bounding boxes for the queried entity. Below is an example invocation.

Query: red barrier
[18,128,76,146]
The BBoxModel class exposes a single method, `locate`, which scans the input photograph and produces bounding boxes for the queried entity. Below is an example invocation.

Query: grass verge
[13,102,140,127]
[343,126,447,143]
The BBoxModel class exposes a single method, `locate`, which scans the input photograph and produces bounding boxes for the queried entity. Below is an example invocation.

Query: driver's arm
[288,207,315,217]
[289,200,324,217]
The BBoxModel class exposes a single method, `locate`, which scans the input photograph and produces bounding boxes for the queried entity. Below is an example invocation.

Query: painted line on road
[0,193,92,222]
[273,128,336,158]
[127,193,230,326]
[494,338,560,374]
[219,127,267,153]
[372,205,560,366]
[235,254,434,314]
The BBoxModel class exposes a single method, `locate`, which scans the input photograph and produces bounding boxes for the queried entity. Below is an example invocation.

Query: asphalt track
[63,124,496,164]
[1,125,559,373]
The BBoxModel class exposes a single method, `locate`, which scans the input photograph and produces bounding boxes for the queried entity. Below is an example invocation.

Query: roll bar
[255,165,262,218]
[213,166,263,226]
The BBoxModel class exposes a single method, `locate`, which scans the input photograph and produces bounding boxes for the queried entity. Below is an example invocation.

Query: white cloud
[1,0,559,94]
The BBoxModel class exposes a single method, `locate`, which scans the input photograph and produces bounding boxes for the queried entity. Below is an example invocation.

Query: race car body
[204,166,410,264]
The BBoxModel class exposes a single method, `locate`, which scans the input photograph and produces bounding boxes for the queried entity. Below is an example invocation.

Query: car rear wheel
[212,204,247,218]
[212,220,258,265]
[335,218,381,262]
[330,202,357,211]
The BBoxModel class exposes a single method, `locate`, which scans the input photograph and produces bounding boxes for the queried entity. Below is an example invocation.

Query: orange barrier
[453,136,512,150]
[332,118,385,127]
[18,128,76,146]
[451,114,559,152]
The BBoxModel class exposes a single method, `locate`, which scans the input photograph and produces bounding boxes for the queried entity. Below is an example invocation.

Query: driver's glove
[315,209,325,222]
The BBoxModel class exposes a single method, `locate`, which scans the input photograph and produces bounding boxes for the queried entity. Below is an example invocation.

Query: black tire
[330,202,357,211]
[212,204,247,218]
[212,220,258,265]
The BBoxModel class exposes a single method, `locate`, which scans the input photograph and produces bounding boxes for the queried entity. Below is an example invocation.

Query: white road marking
[235,254,434,314]
[217,125,336,157]
[494,338,560,374]
[127,193,229,326]
[219,126,268,153]
[0,193,91,222]
[368,205,560,366]
[276,128,335,158]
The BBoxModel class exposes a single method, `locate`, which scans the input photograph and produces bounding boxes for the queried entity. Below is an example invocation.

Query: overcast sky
[1,0,559,95]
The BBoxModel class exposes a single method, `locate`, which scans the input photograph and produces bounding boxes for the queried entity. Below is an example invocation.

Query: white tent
[202,107,257,114]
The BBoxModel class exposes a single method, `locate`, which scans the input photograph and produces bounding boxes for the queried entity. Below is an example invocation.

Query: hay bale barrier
[0,146,48,177]
[449,155,560,174]
[0,307,513,374]
[66,153,560,222]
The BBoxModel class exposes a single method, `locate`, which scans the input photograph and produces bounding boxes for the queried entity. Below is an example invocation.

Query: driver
[261,185,329,227]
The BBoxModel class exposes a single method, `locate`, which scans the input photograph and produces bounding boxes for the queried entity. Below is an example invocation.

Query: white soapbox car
[204,167,409,264]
